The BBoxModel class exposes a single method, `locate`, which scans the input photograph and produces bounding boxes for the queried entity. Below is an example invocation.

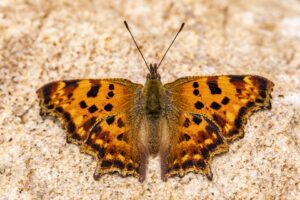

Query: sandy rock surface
[0,0,299,199]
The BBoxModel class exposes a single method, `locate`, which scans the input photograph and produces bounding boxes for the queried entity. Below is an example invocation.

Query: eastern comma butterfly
[37,21,274,182]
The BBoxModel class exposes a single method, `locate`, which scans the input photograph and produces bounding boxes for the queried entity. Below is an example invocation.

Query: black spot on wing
[259,91,267,98]
[104,103,113,111]
[183,133,191,141]
[106,115,115,125]
[195,160,206,169]
[256,77,268,91]
[228,128,240,137]
[117,118,125,128]
[215,135,224,145]
[193,89,200,96]
[201,148,209,159]
[42,84,53,104]
[87,85,100,97]
[63,112,71,121]
[109,84,114,90]
[193,82,199,88]
[108,91,114,98]
[98,147,106,158]
[195,101,204,110]
[127,163,135,171]
[192,114,202,125]
[71,132,81,141]
[182,160,193,170]
[101,160,112,168]
[247,101,255,108]
[221,97,230,105]
[79,100,88,109]
[114,160,125,169]
[183,118,190,128]
[210,102,221,110]
[207,143,217,151]
[55,107,63,113]
[235,107,246,129]
[88,105,98,113]
[68,122,76,133]
[207,82,222,94]
[117,133,124,141]
[229,75,245,83]
[64,80,79,88]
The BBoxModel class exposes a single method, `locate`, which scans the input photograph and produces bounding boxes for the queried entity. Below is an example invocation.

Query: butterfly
[36,21,274,182]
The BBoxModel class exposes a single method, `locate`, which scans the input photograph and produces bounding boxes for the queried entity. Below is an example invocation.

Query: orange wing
[37,79,148,181]
[160,113,228,180]
[161,75,274,180]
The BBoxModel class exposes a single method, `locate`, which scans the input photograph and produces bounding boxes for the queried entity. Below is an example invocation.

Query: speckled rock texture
[0,0,299,199]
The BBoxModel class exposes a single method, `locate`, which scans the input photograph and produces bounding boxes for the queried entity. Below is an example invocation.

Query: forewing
[164,75,274,141]
[37,79,148,181]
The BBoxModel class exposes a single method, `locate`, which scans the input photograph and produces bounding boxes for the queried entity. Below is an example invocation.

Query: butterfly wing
[161,75,274,180]
[37,79,148,181]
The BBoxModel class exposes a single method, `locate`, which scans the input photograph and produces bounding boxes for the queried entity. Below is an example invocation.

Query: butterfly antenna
[157,23,185,69]
[124,21,150,71]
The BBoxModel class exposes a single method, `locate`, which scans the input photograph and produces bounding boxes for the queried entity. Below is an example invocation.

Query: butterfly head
[147,63,161,80]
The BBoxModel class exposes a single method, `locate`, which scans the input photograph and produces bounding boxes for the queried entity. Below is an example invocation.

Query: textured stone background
[0,0,300,199]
